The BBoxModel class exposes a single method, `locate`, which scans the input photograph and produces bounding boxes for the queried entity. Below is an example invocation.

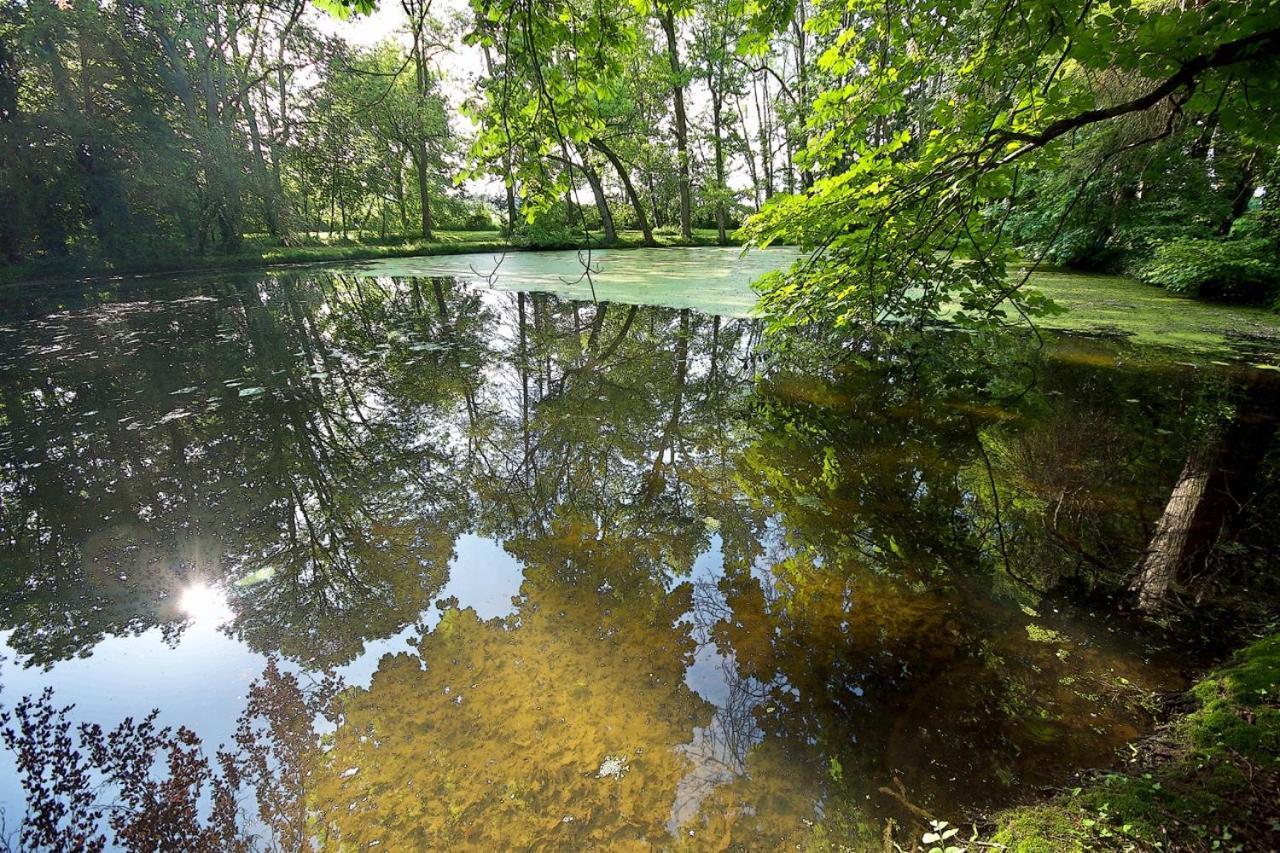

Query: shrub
[1137,236,1280,303]
[509,205,578,248]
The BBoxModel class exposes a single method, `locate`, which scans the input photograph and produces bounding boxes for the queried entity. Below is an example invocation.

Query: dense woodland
[1,0,1278,319]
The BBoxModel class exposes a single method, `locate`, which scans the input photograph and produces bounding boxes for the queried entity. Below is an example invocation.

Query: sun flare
[177,581,234,627]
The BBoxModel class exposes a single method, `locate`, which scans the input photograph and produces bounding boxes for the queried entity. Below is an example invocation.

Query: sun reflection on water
[177,581,234,627]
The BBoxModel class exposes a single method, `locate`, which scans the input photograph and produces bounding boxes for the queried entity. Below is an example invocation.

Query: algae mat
[346,248,1280,358]
[347,246,798,318]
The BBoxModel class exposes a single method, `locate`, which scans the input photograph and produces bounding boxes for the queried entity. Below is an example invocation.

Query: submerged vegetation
[987,633,1280,852]
[0,271,1277,848]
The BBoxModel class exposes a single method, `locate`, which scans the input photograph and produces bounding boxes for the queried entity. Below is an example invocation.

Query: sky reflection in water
[0,264,1236,848]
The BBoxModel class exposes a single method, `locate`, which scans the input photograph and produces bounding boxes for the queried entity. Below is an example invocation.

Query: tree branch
[992,25,1280,159]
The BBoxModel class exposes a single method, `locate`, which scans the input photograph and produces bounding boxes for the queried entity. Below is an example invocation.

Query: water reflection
[0,267,1276,848]
[177,581,234,627]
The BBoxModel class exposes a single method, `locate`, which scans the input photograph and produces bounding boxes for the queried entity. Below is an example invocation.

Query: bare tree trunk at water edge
[1132,449,1213,611]
[594,139,655,246]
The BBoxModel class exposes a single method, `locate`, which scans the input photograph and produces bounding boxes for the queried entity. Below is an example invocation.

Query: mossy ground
[987,633,1280,852]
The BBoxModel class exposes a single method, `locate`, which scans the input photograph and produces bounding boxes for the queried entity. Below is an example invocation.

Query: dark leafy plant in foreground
[0,661,332,852]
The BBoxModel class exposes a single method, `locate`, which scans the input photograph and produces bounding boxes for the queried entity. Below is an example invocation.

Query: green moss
[1186,634,1280,758]
[988,804,1090,853]
[984,633,1280,851]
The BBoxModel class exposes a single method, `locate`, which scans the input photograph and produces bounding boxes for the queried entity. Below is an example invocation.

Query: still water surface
[0,251,1263,848]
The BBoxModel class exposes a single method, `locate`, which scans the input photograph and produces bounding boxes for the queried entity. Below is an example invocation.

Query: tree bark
[658,5,693,240]
[1219,152,1258,235]
[578,153,617,243]
[405,0,435,241]
[1133,379,1278,610]
[711,92,728,244]
[791,11,814,190]
[594,139,655,246]
[413,146,434,239]
[1132,449,1213,611]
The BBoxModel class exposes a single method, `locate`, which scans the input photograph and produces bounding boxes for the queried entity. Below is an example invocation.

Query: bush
[1137,236,1280,303]
[509,204,579,248]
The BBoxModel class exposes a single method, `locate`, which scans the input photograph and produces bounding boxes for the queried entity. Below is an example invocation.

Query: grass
[0,227,741,288]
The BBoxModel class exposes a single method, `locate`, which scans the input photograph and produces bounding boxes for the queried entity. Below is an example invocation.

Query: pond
[0,250,1276,849]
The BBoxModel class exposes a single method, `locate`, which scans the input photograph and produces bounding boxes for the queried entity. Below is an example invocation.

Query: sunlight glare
[178,581,234,627]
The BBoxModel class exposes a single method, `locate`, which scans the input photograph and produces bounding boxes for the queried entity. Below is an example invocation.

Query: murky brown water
[0,260,1271,849]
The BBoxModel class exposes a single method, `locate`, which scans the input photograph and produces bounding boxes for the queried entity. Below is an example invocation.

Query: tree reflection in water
[0,269,1276,849]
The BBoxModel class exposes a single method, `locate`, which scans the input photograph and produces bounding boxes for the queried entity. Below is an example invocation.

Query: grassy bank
[0,228,742,288]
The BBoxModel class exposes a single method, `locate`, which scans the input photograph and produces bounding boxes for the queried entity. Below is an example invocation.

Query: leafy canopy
[745,0,1280,336]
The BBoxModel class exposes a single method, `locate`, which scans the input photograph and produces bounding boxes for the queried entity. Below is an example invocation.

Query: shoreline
[0,230,745,290]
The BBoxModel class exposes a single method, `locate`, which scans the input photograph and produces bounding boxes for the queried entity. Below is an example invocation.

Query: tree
[651,0,694,240]
[745,0,1280,336]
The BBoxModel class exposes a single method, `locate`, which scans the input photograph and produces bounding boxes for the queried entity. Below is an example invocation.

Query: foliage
[743,0,1280,333]
[1138,236,1280,302]
[0,0,460,265]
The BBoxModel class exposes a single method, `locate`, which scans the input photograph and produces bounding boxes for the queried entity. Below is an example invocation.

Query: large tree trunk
[414,145,434,240]
[1133,377,1279,610]
[240,84,282,237]
[478,34,520,233]
[594,140,655,246]
[791,9,814,190]
[395,160,408,232]
[711,92,727,245]
[406,0,435,242]
[647,170,663,228]
[1219,152,1258,236]
[757,71,775,200]
[1132,449,1214,610]
[658,6,692,241]
[736,91,761,211]
[505,180,518,234]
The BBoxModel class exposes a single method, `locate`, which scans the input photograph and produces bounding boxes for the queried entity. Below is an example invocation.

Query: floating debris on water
[596,754,629,780]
